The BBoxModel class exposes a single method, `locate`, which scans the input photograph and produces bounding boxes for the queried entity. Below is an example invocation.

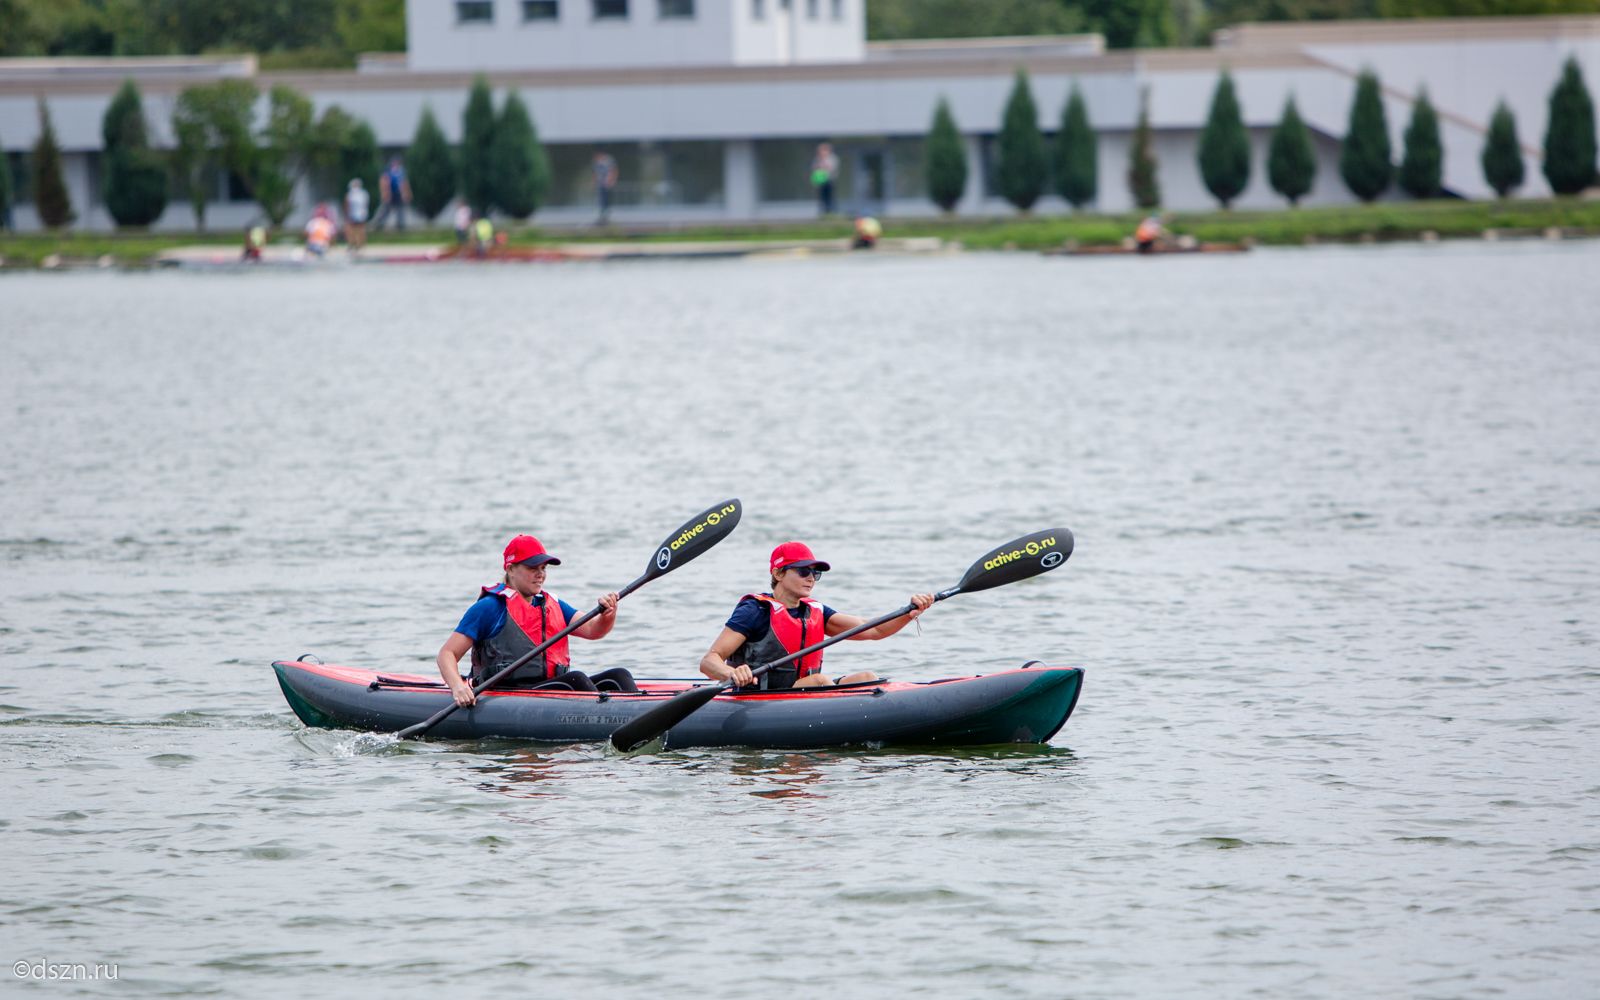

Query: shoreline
[3,197,1599,269]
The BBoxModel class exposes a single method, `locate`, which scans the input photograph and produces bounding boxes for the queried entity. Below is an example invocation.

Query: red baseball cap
[770,541,830,574]
[503,535,561,570]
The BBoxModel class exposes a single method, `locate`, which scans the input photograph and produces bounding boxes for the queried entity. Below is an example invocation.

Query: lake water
[2,242,1598,998]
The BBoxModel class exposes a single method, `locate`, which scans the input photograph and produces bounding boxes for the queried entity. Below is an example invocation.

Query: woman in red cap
[699,541,934,690]
[435,534,634,706]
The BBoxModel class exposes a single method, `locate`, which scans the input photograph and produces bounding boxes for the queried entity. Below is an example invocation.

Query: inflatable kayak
[272,658,1084,750]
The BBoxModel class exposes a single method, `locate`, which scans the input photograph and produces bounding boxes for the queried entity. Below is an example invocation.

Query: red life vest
[743,592,825,678]
[481,583,570,679]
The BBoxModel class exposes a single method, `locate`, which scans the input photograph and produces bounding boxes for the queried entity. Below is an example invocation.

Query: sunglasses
[788,565,825,580]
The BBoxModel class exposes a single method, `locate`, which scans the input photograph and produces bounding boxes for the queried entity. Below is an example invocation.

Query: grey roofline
[1,48,1325,98]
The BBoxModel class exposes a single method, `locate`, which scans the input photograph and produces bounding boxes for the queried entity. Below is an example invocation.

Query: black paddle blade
[644,499,741,580]
[611,682,725,752]
[955,528,1074,593]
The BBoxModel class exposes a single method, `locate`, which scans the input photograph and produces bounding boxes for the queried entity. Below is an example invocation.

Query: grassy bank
[525,197,1600,250]
[3,197,1599,268]
[0,231,241,269]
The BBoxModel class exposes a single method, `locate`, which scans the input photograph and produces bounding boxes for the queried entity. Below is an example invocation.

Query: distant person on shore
[852,215,881,250]
[304,205,336,258]
[370,157,412,231]
[242,224,266,262]
[699,541,934,691]
[592,151,618,225]
[434,534,635,706]
[472,215,494,258]
[811,142,839,216]
[343,178,369,252]
[1134,213,1167,254]
[453,200,472,247]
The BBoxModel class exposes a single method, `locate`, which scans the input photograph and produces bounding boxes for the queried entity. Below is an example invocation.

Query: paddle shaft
[396,573,647,739]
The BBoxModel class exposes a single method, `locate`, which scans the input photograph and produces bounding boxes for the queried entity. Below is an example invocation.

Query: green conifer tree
[1127,86,1160,209]
[407,104,456,222]
[996,68,1048,212]
[102,78,148,150]
[31,99,74,229]
[1340,69,1393,202]
[1542,56,1597,195]
[339,119,383,197]
[1197,69,1251,208]
[1398,88,1443,198]
[489,90,548,220]
[1266,95,1316,206]
[461,75,497,215]
[1055,83,1097,209]
[925,97,968,213]
[102,78,168,227]
[1480,99,1525,199]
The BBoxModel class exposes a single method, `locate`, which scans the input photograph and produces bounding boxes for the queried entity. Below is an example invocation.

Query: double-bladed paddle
[397,498,743,740]
[609,527,1073,752]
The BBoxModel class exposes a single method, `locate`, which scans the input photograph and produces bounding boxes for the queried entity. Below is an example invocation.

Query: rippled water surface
[3,243,1598,998]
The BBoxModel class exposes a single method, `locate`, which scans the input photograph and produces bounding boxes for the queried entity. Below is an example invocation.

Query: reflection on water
[729,751,830,801]
[469,746,600,799]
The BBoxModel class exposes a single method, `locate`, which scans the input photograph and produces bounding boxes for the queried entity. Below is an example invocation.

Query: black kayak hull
[272,659,1084,750]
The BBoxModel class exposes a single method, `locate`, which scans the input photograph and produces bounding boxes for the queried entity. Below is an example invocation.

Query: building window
[4,152,28,205]
[456,1,494,24]
[592,0,627,18]
[522,0,558,20]
[543,141,724,208]
[831,0,843,18]
[805,0,817,17]
[659,0,693,17]
[226,169,254,203]
[752,0,764,18]
[756,138,836,202]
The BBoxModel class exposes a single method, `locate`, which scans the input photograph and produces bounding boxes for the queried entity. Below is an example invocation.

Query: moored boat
[273,658,1083,749]
[1043,240,1250,257]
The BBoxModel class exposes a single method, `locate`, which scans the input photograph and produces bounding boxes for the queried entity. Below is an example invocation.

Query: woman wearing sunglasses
[699,542,935,690]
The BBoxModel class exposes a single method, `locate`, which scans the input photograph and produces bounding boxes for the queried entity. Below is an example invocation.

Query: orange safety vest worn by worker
[306,217,336,248]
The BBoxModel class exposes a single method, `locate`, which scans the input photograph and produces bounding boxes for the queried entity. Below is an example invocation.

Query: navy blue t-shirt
[455,592,580,642]
[725,594,837,644]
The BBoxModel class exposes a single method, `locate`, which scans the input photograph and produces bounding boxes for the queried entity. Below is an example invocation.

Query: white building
[1,6,1596,232]
[406,0,865,71]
